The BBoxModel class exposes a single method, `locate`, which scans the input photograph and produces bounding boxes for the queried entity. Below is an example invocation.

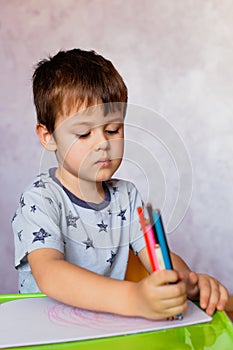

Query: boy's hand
[133,269,187,320]
[186,271,229,316]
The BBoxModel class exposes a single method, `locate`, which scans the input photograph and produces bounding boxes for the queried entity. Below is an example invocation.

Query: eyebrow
[70,120,92,128]
[69,116,123,128]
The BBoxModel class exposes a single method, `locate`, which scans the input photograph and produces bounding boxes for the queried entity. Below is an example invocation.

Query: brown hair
[32,49,128,133]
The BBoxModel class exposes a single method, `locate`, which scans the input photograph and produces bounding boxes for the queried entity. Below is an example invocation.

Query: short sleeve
[12,185,65,268]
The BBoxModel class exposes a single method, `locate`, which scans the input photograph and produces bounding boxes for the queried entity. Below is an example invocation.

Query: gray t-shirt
[12,168,146,293]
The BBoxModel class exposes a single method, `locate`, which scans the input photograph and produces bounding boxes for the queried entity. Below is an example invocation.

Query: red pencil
[137,207,159,272]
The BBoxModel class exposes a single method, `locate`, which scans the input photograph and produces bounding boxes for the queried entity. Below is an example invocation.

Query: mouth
[95,159,112,167]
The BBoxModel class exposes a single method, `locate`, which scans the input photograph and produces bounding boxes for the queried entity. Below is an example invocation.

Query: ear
[36,124,57,151]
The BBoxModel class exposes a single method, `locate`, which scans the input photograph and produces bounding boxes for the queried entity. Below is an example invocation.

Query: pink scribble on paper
[47,302,155,331]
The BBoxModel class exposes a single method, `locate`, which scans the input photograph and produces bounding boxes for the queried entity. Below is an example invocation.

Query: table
[0,294,233,350]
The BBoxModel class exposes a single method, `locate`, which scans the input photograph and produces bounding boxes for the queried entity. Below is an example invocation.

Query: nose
[94,130,110,151]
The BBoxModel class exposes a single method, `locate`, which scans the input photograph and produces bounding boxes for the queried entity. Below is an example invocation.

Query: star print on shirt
[82,238,94,249]
[106,250,116,267]
[97,220,108,232]
[17,230,23,241]
[33,179,46,188]
[20,195,25,208]
[66,210,79,227]
[11,212,17,223]
[32,228,51,243]
[45,197,53,205]
[30,205,36,212]
[117,209,127,220]
[112,186,119,195]
[20,279,25,288]
[36,172,47,177]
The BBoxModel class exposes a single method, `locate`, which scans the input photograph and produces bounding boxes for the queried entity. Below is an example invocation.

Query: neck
[55,168,105,204]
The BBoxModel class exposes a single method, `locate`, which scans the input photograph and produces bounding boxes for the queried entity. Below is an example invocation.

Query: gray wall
[1,1,233,294]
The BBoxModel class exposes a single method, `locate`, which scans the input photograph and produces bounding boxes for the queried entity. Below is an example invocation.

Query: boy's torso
[12,169,145,293]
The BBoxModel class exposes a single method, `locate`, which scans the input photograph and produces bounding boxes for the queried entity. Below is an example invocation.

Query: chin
[95,171,115,182]
[96,175,112,182]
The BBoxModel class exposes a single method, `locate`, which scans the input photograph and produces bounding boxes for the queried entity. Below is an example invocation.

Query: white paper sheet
[0,298,212,348]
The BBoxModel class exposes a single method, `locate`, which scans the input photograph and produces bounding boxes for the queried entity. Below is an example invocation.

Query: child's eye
[76,132,91,139]
[105,129,119,135]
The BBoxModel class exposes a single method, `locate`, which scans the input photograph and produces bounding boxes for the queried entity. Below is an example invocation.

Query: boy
[12,49,228,320]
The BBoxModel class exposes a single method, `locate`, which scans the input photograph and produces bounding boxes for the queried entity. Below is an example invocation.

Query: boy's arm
[28,248,133,315]
[28,247,187,320]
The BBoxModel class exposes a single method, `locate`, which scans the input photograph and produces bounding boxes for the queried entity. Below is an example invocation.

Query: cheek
[110,139,124,158]
[56,138,79,164]
[57,135,76,155]
[67,143,92,167]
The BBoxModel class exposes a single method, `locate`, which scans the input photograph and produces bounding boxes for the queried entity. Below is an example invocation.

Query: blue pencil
[152,209,183,320]
[152,210,173,270]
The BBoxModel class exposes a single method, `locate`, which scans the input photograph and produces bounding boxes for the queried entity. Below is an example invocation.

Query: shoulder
[11,169,67,227]
[14,168,65,214]
[19,170,53,199]
[21,168,60,195]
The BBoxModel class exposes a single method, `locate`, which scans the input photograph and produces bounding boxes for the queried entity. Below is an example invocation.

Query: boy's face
[52,104,124,187]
